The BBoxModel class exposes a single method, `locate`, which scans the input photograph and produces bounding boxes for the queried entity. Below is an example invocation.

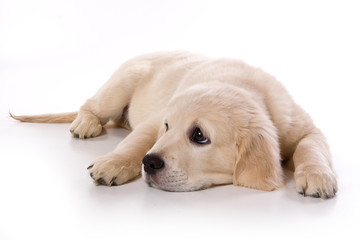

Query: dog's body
[12,51,337,198]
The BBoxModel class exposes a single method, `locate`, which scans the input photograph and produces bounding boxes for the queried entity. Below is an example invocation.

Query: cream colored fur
[11,51,337,199]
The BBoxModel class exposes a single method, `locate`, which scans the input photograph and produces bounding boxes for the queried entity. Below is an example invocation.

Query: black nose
[143,154,165,175]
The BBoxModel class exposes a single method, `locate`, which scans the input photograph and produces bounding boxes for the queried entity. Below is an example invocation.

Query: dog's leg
[70,61,150,138]
[292,128,337,199]
[87,115,161,186]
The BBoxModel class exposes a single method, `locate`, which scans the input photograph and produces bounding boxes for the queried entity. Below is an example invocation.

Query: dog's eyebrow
[186,124,196,137]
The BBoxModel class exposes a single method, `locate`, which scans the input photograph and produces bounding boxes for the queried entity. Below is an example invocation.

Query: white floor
[1,1,360,240]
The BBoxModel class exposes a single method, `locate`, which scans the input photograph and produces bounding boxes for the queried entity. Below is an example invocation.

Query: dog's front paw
[294,163,338,199]
[88,153,141,186]
[70,112,102,139]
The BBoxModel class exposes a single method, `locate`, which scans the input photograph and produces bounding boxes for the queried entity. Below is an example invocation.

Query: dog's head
[142,82,283,192]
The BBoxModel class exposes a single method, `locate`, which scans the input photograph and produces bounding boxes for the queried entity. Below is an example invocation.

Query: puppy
[11,51,337,199]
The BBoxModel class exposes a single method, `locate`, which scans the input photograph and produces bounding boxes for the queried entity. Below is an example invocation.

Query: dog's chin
[142,168,207,192]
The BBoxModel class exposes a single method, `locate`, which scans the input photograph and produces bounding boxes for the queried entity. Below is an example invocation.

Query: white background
[1,0,360,239]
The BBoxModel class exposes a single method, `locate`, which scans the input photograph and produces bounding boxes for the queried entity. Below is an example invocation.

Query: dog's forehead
[167,90,236,122]
[168,87,224,113]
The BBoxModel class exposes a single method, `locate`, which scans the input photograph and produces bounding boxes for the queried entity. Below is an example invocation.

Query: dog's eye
[191,127,209,144]
[165,123,169,132]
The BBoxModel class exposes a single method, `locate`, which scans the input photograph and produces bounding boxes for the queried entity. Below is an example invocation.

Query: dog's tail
[9,112,78,123]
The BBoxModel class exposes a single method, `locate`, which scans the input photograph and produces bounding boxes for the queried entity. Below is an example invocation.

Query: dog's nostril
[143,154,165,174]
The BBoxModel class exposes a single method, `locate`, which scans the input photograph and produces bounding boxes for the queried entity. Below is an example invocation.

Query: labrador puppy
[11,51,337,199]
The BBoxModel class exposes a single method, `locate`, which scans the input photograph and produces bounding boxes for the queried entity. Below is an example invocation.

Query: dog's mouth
[144,174,166,191]
[142,172,158,187]
[142,166,196,192]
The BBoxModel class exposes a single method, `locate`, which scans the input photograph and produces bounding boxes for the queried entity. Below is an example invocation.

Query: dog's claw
[298,187,306,197]
[311,192,320,198]
[97,177,107,186]
[110,177,118,186]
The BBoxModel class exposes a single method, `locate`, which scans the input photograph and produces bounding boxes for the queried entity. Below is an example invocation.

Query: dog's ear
[233,115,284,191]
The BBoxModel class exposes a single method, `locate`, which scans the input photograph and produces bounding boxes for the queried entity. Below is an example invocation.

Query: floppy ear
[233,116,284,191]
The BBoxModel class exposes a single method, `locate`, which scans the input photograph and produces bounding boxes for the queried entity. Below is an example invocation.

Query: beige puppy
[12,51,337,199]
